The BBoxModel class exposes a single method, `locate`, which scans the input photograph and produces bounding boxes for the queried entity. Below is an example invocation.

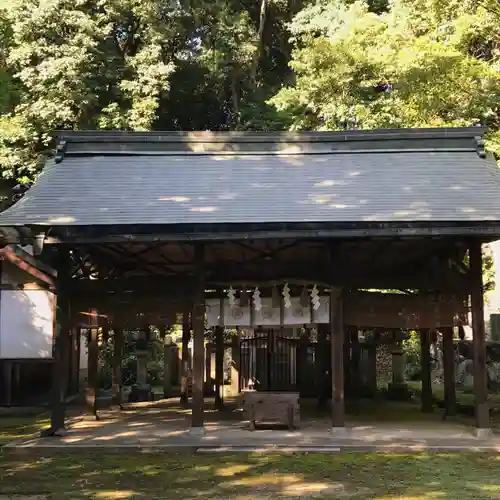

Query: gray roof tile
[1,128,499,226]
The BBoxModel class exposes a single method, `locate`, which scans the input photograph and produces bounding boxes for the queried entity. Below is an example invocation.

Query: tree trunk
[250,0,267,86]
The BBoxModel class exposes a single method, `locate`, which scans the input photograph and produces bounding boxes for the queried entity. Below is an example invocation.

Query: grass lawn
[0,414,50,446]
[1,451,500,499]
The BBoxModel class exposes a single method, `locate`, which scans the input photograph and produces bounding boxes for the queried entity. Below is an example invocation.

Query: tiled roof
[0,127,498,226]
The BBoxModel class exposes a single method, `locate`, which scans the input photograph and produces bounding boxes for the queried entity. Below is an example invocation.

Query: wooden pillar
[112,327,123,406]
[215,297,224,409]
[42,250,72,437]
[442,326,456,416]
[230,327,241,395]
[348,326,360,396]
[180,309,191,406]
[3,361,12,406]
[205,342,212,391]
[68,327,80,395]
[163,326,173,399]
[470,241,490,434]
[191,243,205,431]
[75,326,81,392]
[316,323,328,407]
[86,313,99,419]
[330,288,345,429]
[420,328,433,412]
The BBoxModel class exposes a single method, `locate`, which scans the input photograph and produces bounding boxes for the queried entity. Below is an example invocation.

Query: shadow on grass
[1,451,500,499]
[0,415,50,445]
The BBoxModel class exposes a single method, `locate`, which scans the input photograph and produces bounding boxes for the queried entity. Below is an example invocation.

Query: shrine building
[0,127,498,436]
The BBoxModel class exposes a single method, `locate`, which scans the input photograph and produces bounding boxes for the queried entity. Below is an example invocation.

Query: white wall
[0,261,55,359]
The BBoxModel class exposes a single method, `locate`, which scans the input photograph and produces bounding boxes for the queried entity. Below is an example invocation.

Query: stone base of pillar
[330,427,349,437]
[188,426,205,436]
[40,426,68,438]
[128,385,153,402]
[475,427,492,439]
[387,382,411,401]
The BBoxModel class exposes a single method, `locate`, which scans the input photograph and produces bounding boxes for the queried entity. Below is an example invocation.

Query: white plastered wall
[0,260,55,359]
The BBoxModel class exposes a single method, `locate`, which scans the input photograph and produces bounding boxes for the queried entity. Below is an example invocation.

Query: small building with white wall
[0,245,75,406]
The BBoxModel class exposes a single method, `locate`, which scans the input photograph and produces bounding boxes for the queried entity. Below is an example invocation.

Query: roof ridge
[52,127,487,144]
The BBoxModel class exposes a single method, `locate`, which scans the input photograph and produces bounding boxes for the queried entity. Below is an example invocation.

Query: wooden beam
[470,241,490,433]
[0,246,56,287]
[68,266,471,296]
[44,223,500,246]
[191,243,205,430]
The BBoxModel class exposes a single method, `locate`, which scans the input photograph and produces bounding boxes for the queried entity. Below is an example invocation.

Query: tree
[0,0,304,180]
[270,0,500,156]
[1,0,179,181]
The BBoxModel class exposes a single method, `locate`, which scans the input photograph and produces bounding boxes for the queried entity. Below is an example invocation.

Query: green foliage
[0,0,500,181]
[402,330,422,380]
[271,0,500,158]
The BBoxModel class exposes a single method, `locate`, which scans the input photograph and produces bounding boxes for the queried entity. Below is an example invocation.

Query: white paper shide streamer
[227,287,236,308]
[282,282,291,309]
[310,284,320,310]
[253,287,262,311]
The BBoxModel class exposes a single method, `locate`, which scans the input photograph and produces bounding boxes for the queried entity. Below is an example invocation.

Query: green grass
[0,414,50,445]
[1,451,500,499]
[406,381,500,407]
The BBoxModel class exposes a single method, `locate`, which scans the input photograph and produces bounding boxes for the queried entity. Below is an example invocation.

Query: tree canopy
[0,0,499,182]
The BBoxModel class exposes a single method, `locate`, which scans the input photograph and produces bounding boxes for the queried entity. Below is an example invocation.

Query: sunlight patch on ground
[379,496,446,500]
[94,491,135,499]
[282,481,342,496]
[7,458,52,474]
[216,464,253,477]
[473,483,500,493]
[225,473,301,487]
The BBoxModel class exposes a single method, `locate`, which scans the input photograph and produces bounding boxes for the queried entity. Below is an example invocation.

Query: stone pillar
[359,342,377,397]
[442,326,456,416]
[191,243,205,433]
[163,327,174,399]
[330,288,345,430]
[420,328,433,412]
[180,309,191,406]
[388,344,409,400]
[470,241,491,436]
[215,325,224,409]
[112,327,123,406]
[131,327,151,401]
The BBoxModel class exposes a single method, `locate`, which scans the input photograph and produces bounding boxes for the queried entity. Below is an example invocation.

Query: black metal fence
[240,328,323,396]
[239,327,377,397]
